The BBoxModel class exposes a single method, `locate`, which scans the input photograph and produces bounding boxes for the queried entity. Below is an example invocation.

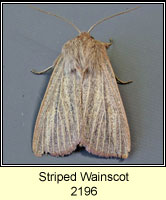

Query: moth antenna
[88,6,140,33]
[29,5,81,34]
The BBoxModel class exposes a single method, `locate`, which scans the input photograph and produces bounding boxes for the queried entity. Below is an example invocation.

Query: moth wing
[32,55,81,157]
[81,57,130,159]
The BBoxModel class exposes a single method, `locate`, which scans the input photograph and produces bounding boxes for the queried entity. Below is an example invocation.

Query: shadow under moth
[30,6,139,159]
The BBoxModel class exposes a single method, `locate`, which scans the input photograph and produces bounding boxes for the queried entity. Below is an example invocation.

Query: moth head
[78,32,92,38]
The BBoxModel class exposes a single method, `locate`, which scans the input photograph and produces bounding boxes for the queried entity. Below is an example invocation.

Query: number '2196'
[71,186,97,196]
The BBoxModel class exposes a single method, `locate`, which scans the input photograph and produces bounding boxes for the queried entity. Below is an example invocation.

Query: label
[39,171,129,183]
[1,167,165,200]
[39,171,129,197]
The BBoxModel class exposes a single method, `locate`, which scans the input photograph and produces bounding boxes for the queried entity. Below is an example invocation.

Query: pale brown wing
[32,55,82,157]
[81,56,131,159]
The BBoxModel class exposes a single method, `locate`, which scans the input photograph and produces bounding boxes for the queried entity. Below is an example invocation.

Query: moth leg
[31,55,61,75]
[116,76,133,85]
[104,38,113,49]
[31,65,54,75]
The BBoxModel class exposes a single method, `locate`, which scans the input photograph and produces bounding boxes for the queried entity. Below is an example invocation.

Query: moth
[30,6,138,159]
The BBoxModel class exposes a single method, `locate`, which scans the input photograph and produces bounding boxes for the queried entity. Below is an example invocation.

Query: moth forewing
[79,36,130,159]
[32,54,81,157]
